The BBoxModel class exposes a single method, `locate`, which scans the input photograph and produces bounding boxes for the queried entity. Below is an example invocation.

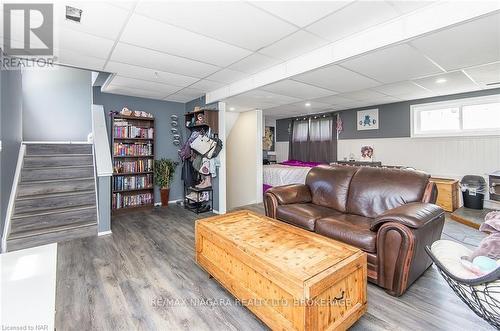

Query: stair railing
[91,105,113,235]
[1,144,26,253]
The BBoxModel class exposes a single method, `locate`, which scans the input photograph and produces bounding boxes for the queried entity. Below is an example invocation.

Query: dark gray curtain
[289,117,337,163]
[309,117,337,163]
[289,119,309,161]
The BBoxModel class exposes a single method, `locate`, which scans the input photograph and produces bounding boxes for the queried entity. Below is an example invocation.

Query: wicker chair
[426,246,500,329]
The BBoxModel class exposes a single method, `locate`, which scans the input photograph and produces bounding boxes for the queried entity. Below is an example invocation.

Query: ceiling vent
[65,6,82,23]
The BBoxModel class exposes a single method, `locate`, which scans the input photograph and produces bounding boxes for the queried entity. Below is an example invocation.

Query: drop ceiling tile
[293,65,381,93]
[189,79,225,92]
[206,69,249,84]
[165,94,199,103]
[58,27,114,59]
[371,81,431,98]
[120,13,252,66]
[108,1,136,11]
[340,89,392,101]
[386,1,435,15]
[228,53,282,74]
[262,79,334,99]
[55,2,130,40]
[250,1,352,27]
[168,88,205,100]
[464,62,500,88]
[306,1,400,42]
[259,30,330,61]
[103,84,168,100]
[410,13,500,71]
[110,75,181,95]
[135,1,297,51]
[110,43,220,78]
[313,94,356,106]
[55,48,106,71]
[412,71,481,95]
[341,44,443,83]
[105,61,198,88]
[290,100,331,112]
[230,89,302,107]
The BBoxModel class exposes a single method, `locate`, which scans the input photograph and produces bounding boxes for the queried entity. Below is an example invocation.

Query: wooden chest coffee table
[195,210,367,330]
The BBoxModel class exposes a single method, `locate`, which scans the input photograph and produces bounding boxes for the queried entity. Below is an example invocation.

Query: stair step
[14,190,95,215]
[24,154,93,168]
[21,166,93,182]
[10,205,97,236]
[6,223,97,252]
[17,177,95,197]
[26,143,92,156]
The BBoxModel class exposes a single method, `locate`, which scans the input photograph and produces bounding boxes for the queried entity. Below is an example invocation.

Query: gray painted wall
[22,66,92,141]
[276,118,292,142]
[185,96,220,211]
[276,88,500,140]
[1,68,23,235]
[93,87,187,203]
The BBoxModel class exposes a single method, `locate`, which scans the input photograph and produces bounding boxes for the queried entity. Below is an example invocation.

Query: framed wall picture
[263,126,275,151]
[357,109,379,130]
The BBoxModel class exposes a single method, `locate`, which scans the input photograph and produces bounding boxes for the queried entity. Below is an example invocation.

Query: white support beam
[206,1,500,103]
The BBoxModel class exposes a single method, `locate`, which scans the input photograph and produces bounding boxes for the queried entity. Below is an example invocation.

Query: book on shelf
[113,122,154,139]
[113,159,153,174]
[113,174,153,191]
[112,192,153,209]
[113,142,153,156]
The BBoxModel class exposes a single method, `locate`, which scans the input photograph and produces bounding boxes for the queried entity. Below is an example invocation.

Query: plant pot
[160,188,170,207]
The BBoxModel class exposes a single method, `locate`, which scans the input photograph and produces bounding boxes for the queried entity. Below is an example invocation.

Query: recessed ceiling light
[305,102,311,107]
[229,107,235,111]
[435,78,447,84]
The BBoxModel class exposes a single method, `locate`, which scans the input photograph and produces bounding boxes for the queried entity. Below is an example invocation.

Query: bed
[263,160,322,191]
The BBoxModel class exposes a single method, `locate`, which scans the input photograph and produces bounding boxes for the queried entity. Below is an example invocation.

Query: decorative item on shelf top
[119,106,153,118]
[154,158,179,207]
[360,145,374,161]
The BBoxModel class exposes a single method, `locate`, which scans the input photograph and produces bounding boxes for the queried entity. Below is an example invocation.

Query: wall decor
[263,126,275,151]
[357,109,379,130]
[361,145,374,161]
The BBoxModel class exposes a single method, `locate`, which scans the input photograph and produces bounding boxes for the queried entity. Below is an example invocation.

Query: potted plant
[154,158,178,207]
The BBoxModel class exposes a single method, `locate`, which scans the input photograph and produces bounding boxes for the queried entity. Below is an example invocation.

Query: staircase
[6,143,98,252]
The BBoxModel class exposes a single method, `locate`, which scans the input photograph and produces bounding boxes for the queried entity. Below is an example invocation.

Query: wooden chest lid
[196,210,361,284]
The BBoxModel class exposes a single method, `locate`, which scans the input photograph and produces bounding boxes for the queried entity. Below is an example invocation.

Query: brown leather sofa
[264,165,445,296]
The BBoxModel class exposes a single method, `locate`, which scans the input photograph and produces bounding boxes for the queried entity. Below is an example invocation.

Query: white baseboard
[98,230,112,236]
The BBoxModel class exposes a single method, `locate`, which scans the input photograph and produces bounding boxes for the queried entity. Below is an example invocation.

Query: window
[292,119,309,142]
[309,117,333,141]
[411,94,500,137]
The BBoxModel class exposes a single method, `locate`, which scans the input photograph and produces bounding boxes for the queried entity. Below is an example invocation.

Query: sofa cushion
[276,203,339,231]
[315,214,378,253]
[305,165,358,212]
[347,167,430,218]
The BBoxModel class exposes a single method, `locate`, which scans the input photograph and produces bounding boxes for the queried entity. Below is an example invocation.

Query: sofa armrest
[371,202,444,231]
[264,184,311,219]
[266,184,312,205]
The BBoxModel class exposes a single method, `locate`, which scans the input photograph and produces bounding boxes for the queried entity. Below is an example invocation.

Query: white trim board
[2,144,25,253]
[98,230,112,236]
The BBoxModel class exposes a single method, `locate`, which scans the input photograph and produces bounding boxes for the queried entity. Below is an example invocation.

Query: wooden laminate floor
[56,204,493,331]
